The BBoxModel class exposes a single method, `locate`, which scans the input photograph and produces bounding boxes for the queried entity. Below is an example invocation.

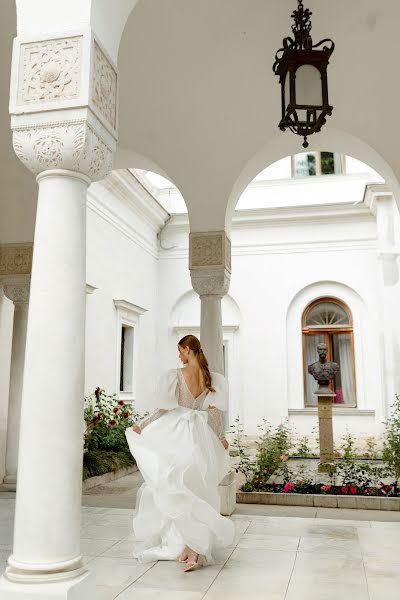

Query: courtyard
[2,473,399,599]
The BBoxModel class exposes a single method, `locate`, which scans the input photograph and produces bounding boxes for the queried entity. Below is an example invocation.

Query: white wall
[84,175,162,411]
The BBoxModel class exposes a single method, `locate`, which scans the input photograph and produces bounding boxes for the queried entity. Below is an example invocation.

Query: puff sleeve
[138,369,179,430]
[206,372,229,441]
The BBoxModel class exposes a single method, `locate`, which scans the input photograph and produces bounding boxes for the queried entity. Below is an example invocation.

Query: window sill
[119,391,136,403]
[288,408,375,417]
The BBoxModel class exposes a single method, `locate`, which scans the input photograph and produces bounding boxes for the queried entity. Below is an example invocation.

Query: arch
[225,126,400,231]
[285,280,384,416]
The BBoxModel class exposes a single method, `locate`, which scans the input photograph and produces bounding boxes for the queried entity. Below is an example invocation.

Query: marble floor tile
[297,535,362,558]
[286,552,368,599]
[132,559,222,593]
[203,548,295,599]
[101,539,136,559]
[80,538,118,556]
[363,555,400,600]
[89,556,153,587]
[237,533,300,552]
[80,523,130,541]
[357,528,400,556]
[118,585,204,599]
[96,584,126,599]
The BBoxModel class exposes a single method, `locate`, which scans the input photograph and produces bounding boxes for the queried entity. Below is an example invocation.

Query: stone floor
[1,472,400,599]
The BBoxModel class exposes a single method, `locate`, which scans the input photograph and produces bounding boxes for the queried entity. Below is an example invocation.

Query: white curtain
[305,334,326,406]
[335,333,354,405]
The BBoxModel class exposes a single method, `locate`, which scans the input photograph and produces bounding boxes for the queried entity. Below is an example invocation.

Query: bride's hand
[132,424,141,434]
[222,439,229,450]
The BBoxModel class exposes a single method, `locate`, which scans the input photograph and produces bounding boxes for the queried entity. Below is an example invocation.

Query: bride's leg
[176,545,190,562]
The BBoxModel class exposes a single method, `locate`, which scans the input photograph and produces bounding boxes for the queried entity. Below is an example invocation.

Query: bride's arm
[133,408,168,433]
[207,405,228,448]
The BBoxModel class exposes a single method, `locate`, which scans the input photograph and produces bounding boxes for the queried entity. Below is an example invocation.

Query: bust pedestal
[316,393,336,473]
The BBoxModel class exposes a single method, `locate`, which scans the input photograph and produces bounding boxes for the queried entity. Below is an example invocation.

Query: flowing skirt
[125,406,235,563]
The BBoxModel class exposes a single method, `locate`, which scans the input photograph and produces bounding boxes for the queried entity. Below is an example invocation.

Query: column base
[0,569,95,599]
[3,475,17,485]
[219,469,236,516]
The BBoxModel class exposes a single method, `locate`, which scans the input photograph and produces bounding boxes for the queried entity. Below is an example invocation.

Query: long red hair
[178,334,215,392]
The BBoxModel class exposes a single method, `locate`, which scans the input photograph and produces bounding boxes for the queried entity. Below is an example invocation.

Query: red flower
[283,481,294,493]
[95,387,100,400]
[113,407,119,413]
[341,486,347,494]
[109,419,116,426]
[123,411,129,418]
[349,486,357,495]
[365,488,371,495]
[118,400,124,406]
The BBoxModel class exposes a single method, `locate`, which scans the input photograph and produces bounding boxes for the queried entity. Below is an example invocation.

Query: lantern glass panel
[284,71,291,108]
[295,64,322,106]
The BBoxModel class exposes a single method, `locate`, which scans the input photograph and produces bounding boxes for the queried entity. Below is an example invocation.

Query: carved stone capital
[0,244,33,276]
[190,267,231,297]
[189,231,231,273]
[12,112,114,181]
[10,31,117,181]
[2,276,31,305]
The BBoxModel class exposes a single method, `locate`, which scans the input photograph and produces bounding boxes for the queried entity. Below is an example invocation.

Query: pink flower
[321,484,331,492]
[283,481,294,493]
[365,488,371,495]
[280,454,288,461]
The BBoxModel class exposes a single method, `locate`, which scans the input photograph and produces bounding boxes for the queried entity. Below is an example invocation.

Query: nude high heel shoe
[183,553,205,572]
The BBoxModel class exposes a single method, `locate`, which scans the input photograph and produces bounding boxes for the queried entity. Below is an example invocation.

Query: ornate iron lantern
[273,0,334,148]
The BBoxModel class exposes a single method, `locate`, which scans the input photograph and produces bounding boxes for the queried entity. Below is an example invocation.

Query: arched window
[302,298,356,407]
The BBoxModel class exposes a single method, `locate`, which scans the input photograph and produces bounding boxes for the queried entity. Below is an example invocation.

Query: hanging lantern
[273,0,335,148]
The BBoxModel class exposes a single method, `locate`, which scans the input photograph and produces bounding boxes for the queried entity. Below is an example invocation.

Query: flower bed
[242,480,399,497]
[82,387,147,479]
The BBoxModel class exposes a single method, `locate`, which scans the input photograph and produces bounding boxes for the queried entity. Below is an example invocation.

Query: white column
[200,294,224,374]
[3,170,91,593]
[2,278,30,485]
[189,231,231,374]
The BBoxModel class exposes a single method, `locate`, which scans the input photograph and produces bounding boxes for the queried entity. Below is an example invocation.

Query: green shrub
[229,416,255,484]
[83,387,147,478]
[383,394,400,481]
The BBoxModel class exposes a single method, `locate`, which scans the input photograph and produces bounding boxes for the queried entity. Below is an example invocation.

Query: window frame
[302,297,357,408]
[291,152,346,178]
[114,299,147,403]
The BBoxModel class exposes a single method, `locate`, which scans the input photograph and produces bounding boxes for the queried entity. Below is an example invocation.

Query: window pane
[120,326,134,392]
[321,151,342,175]
[305,333,326,406]
[294,152,317,177]
[305,301,350,328]
[332,333,355,405]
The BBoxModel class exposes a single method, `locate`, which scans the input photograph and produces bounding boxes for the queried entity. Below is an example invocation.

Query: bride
[125,334,235,572]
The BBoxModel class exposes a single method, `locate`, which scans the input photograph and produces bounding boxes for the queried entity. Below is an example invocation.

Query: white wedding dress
[125,368,235,564]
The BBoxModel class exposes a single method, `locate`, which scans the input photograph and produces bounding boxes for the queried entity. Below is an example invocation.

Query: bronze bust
[308,342,339,395]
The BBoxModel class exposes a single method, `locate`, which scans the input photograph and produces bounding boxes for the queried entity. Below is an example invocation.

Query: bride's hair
[178,334,216,392]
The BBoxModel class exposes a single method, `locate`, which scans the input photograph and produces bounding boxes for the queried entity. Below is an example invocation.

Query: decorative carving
[92,41,117,130]
[18,37,82,106]
[189,232,231,272]
[190,267,230,297]
[12,119,114,181]
[2,278,30,305]
[0,245,33,276]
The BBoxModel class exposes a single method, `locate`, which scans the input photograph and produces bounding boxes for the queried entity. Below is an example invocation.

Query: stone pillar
[2,277,30,485]
[189,231,231,374]
[317,394,335,471]
[190,231,236,515]
[0,30,117,600]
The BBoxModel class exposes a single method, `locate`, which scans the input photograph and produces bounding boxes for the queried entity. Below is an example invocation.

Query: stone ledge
[237,491,400,511]
[82,464,138,492]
